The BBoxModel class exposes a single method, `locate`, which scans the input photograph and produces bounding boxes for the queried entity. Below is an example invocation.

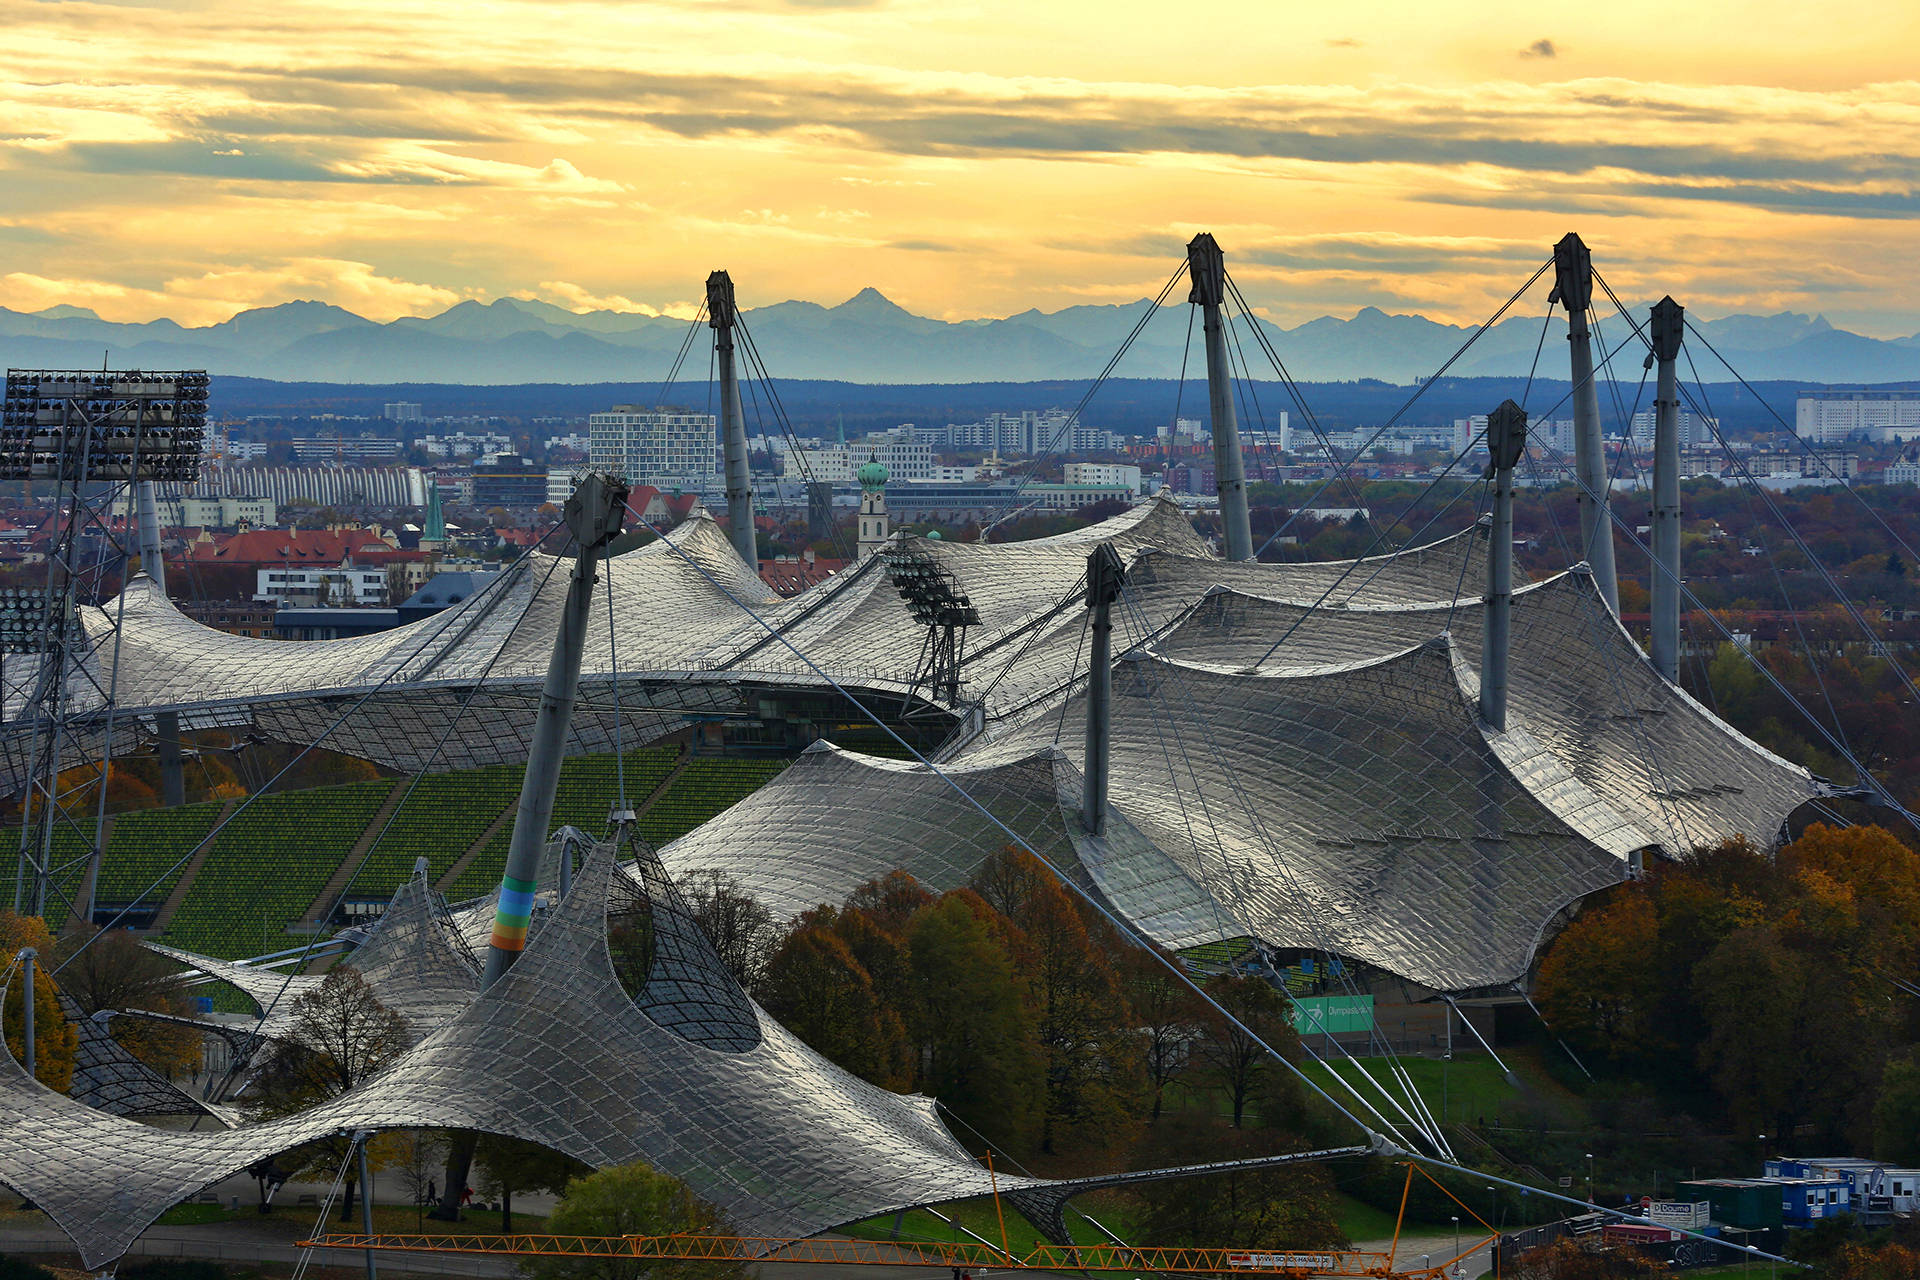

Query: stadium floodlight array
[1,370,209,481]
[0,587,61,653]
[879,549,981,629]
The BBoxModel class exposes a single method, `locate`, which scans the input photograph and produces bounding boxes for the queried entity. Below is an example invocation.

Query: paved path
[1352,1231,1494,1278]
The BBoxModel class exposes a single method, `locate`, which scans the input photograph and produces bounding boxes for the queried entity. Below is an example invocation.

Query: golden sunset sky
[2,0,1916,332]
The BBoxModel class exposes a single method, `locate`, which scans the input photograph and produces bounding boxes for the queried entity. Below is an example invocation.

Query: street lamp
[1586,1154,1595,1204]
[1489,1186,1499,1232]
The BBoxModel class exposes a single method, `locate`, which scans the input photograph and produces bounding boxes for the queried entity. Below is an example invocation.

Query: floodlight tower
[1647,297,1686,683]
[880,547,980,706]
[2,369,208,917]
[481,471,629,991]
[1187,234,1254,561]
[1549,234,1620,612]
[706,271,758,576]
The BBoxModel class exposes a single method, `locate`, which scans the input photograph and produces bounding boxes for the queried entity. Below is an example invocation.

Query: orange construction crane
[292,1232,1495,1277]
[299,1166,1501,1278]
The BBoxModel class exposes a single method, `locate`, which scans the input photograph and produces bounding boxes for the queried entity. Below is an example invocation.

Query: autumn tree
[0,911,76,1093]
[1193,973,1296,1129]
[671,869,777,990]
[969,848,1136,1156]
[246,966,410,1219]
[1119,943,1206,1121]
[55,925,202,1076]
[906,890,1041,1150]
[755,908,908,1088]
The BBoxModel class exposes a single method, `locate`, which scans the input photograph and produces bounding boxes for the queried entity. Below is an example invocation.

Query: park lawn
[1298,1046,1583,1131]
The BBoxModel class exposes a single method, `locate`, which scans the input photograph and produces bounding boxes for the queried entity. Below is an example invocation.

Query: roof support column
[1551,233,1619,613]
[1649,297,1685,683]
[1482,401,1527,732]
[480,472,627,992]
[1082,543,1126,836]
[134,480,185,808]
[1188,234,1253,561]
[707,271,758,576]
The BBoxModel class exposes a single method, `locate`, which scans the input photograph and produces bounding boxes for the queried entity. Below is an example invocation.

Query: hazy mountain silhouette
[2,290,1914,386]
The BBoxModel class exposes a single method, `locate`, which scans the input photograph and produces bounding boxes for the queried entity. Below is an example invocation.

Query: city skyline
[0,0,1916,335]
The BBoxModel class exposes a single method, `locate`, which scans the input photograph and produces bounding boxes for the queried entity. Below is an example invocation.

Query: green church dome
[858,455,889,490]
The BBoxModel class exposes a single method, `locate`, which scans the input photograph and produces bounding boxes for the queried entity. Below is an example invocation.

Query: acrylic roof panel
[0,839,1045,1270]
[146,870,479,1042]
[41,518,774,720]
[657,742,1227,949]
[1151,571,1821,853]
[961,639,1631,991]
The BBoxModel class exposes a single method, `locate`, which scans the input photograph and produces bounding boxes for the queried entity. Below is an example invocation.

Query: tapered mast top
[1186,233,1226,308]
[705,271,737,333]
[1549,232,1592,313]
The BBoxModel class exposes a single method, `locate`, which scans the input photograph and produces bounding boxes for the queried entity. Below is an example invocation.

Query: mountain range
[5,289,1918,387]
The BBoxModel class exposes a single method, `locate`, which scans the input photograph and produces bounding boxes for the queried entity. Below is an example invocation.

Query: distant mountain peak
[836,286,910,313]
[32,305,101,321]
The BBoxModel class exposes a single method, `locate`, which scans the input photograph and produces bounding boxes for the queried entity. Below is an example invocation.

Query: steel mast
[1549,233,1620,613]
[480,471,628,991]
[1647,298,1685,682]
[1187,234,1253,561]
[1481,401,1528,731]
[706,271,758,576]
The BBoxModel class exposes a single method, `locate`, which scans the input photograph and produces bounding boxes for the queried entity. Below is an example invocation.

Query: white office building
[1065,462,1144,493]
[384,402,423,422]
[255,566,388,606]
[1630,409,1719,449]
[1797,392,1920,443]
[1881,462,1920,486]
[588,406,719,486]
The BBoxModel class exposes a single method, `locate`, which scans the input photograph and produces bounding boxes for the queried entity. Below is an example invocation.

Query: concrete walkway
[1351,1231,1494,1278]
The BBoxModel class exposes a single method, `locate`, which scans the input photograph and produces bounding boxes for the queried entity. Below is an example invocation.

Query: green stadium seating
[0,821,96,927]
[448,748,680,899]
[92,801,223,910]
[161,779,395,959]
[351,763,524,904]
[638,758,789,848]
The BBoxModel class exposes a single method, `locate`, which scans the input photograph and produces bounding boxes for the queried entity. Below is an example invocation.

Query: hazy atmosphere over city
[2,0,1919,335]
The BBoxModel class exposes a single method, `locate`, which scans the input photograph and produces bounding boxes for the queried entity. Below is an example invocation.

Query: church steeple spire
[856,452,889,561]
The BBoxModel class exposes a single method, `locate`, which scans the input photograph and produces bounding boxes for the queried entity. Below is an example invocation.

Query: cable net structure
[0,436,1839,1272]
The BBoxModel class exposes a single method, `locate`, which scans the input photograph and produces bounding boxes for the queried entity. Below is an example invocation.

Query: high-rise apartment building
[588,406,718,485]
[1796,391,1920,443]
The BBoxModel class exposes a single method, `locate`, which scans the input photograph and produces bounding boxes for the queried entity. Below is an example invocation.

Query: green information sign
[1290,995,1374,1035]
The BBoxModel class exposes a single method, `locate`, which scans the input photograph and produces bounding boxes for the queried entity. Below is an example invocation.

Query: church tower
[856,454,890,561]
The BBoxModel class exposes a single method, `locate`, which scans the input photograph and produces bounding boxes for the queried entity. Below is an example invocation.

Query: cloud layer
[0,0,1915,333]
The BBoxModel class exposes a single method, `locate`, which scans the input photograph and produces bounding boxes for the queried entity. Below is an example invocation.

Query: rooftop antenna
[1186,233,1252,561]
[1549,233,1620,612]
[706,271,757,575]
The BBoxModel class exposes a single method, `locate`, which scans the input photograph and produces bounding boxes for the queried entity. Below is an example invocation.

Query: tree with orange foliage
[0,911,77,1093]
[970,847,1137,1156]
